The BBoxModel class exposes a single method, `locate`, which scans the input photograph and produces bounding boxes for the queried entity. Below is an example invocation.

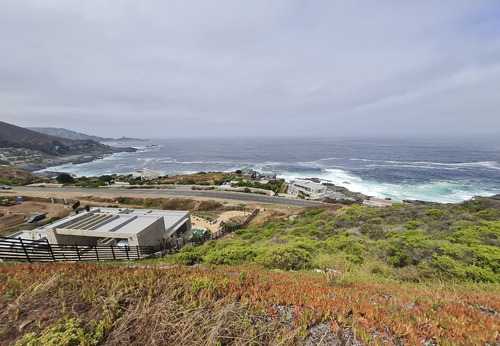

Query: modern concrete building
[43,207,191,247]
[288,180,328,200]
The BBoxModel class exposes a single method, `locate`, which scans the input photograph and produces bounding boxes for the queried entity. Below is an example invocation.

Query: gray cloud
[0,1,499,138]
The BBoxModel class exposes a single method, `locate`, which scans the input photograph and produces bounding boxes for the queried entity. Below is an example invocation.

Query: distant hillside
[0,121,112,156]
[27,127,146,142]
[26,127,113,142]
[0,165,40,185]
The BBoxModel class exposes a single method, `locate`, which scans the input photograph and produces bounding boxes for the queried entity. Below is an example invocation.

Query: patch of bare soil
[191,210,250,233]
[0,201,70,234]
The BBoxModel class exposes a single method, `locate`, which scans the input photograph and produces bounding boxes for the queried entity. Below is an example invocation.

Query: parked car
[27,213,46,223]
[1,185,11,189]
[117,239,130,251]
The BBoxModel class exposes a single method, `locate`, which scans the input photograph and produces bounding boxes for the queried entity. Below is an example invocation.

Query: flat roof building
[288,180,328,200]
[41,208,191,247]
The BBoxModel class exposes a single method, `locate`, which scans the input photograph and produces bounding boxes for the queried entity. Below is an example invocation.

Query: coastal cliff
[0,120,136,172]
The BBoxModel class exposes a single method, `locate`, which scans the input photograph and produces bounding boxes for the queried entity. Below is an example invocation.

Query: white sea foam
[317,157,340,162]
[317,168,493,203]
[386,160,500,170]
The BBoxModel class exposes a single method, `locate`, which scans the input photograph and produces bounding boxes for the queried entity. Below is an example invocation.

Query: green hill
[26,127,113,142]
[0,121,111,156]
[27,127,146,143]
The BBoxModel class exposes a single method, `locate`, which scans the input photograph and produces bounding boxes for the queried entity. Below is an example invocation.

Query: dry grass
[1,262,498,345]
[105,297,301,346]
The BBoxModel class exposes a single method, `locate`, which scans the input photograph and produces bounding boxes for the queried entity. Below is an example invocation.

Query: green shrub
[465,265,498,283]
[116,197,128,204]
[181,245,195,252]
[469,245,500,273]
[367,217,383,224]
[431,254,466,280]
[403,221,425,230]
[256,246,312,271]
[476,209,500,221]
[306,209,325,217]
[289,225,314,236]
[400,230,430,248]
[426,208,445,219]
[447,227,480,246]
[292,239,321,253]
[56,173,75,184]
[98,175,114,183]
[369,261,391,277]
[464,199,485,212]
[385,230,399,238]
[345,254,364,264]
[387,244,411,267]
[204,246,258,265]
[174,251,203,265]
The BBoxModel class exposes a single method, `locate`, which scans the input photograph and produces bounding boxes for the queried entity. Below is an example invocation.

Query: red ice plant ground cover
[1,262,498,345]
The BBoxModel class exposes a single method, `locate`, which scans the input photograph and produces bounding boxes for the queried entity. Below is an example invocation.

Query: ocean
[36,136,500,204]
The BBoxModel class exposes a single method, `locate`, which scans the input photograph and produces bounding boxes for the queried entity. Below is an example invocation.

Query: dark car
[1,185,12,190]
[27,214,46,223]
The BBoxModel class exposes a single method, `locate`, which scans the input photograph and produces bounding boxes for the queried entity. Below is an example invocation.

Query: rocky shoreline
[18,146,136,174]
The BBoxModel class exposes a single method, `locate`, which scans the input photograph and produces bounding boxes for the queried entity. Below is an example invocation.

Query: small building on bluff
[288,180,328,200]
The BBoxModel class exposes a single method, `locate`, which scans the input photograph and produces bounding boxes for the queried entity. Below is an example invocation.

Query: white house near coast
[288,180,328,200]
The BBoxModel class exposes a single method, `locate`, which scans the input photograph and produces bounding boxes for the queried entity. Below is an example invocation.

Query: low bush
[256,245,312,271]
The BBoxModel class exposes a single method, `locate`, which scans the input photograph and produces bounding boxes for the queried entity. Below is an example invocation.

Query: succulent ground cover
[1,262,499,345]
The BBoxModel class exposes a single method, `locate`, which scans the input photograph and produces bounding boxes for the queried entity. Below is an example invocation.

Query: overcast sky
[1,1,499,139]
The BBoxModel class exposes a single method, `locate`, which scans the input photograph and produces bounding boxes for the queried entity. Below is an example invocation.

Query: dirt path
[191,210,250,232]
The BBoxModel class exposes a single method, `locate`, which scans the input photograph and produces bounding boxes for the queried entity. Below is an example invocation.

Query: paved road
[9,186,325,208]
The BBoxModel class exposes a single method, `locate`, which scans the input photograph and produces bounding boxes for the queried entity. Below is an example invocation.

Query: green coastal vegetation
[171,199,500,284]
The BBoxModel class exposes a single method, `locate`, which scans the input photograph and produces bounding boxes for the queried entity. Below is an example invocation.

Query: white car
[117,239,130,251]
[1,185,11,190]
